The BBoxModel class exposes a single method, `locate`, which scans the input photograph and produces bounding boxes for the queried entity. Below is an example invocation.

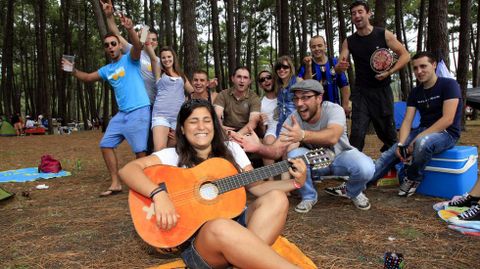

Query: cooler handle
[425,155,478,174]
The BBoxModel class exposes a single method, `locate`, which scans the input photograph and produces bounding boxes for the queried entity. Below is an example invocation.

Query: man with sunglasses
[63,15,150,197]
[232,79,374,213]
[101,0,159,104]
[335,0,410,153]
[299,35,351,117]
[257,70,278,141]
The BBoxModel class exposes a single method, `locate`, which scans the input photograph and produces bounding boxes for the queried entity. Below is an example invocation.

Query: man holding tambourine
[335,0,410,153]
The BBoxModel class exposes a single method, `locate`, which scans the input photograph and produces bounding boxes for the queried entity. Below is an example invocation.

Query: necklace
[422,89,430,109]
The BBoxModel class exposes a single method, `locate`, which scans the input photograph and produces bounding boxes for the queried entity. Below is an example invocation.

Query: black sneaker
[457,204,480,221]
[398,178,420,197]
[324,182,348,198]
[448,194,480,208]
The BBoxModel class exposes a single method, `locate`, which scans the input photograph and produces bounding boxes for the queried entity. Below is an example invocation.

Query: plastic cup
[62,55,75,72]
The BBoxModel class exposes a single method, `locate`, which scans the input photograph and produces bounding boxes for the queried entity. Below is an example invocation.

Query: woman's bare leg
[194,218,298,269]
[152,126,170,152]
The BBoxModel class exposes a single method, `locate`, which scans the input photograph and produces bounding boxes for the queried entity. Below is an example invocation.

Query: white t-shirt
[282,101,354,155]
[261,96,278,138]
[152,141,251,169]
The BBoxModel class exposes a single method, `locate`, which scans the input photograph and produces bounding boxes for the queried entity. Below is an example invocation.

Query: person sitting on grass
[119,99,308,269]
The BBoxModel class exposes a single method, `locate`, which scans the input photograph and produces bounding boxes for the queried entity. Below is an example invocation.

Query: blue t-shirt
[98,51,150,112]
[298,57,349,104]
[407,77,462,139]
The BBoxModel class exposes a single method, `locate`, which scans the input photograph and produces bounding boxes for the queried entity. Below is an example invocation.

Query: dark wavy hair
[175,99,239,171]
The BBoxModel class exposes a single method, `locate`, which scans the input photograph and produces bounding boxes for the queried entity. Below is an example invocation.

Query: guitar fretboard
[215,158,297,194]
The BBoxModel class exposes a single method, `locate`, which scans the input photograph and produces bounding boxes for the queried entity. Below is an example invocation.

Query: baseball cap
[290,79,324,94]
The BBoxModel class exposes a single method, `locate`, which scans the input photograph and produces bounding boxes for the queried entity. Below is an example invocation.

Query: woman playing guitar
[119,99,307,269]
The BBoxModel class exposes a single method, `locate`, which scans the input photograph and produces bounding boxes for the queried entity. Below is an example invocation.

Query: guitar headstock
[303,148,335,170]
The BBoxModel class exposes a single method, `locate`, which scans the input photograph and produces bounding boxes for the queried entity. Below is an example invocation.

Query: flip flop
[99,189,122,197]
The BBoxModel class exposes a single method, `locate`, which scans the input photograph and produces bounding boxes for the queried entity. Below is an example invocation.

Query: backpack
[38,155,62,173]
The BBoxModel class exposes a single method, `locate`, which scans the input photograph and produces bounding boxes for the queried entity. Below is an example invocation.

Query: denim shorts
[152,115,177,129]
[99,105,151,153]
[181,209,248,268]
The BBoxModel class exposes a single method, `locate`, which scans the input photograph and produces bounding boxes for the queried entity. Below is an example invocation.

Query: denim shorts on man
[99,105,151,153]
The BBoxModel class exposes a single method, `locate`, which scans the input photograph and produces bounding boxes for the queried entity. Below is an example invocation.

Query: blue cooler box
[417,145,478,199]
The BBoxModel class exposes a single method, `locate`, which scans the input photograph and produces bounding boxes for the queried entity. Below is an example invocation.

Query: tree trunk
[427,0,449,67]
[457,0,471,129]
[373,0,387,28]
[235,0,243,67]
[226,0,236,79]
[323,0,334,59]
[395,0,409,100]
[210,0,224,90]
[277,0,289,56]
[34,0,52,133]
[300,0,307,62]
[163,0,172,46]
[473,0,480,87]
[416,0,426,53]
[0,0,15,115]
[180,0,199,79]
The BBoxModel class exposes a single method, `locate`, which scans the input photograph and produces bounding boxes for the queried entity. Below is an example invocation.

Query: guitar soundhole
[199,182,219,201]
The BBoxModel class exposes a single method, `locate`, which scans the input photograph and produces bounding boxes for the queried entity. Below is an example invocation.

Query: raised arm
[120,15,142,61]
[100,0,129,53]
[145,43,161,80]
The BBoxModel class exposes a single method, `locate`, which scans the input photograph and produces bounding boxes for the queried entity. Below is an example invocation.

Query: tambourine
[370,48,398,73]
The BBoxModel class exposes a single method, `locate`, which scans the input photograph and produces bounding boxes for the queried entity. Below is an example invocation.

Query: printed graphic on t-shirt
[107,66,126,81]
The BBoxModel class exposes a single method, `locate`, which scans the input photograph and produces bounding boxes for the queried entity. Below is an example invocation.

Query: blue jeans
[371,127,457,183]
[288,147,375,200]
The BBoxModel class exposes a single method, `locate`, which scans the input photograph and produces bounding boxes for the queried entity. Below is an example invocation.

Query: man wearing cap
[232,79,375,213]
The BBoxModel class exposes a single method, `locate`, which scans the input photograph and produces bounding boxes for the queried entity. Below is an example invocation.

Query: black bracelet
[149,183,167,199]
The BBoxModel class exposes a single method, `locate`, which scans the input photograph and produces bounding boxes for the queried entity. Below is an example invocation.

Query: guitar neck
[215,157,302,194]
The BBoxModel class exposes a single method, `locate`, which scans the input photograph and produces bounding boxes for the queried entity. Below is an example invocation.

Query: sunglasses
[276,64,290,71]
[258,75,272,83]
[104,41,118,48]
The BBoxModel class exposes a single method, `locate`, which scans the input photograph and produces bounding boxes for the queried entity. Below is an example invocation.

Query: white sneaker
[351,192,371,210]
[295,199,317,213]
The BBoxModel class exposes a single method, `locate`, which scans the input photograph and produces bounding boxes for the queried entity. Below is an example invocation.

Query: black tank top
[347,27,391,88]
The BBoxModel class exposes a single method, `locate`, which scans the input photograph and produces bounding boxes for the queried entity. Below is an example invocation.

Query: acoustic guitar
[129,148,334,249]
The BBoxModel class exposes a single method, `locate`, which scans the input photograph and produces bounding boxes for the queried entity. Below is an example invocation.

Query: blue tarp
[0,167,71,183]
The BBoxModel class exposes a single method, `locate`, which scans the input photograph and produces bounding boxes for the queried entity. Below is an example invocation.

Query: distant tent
[0,187,14,201]
[0,116,16,136]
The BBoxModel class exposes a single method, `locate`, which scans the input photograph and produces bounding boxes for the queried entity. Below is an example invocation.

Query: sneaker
[351,192,371,210]
[324,182,348,198]
[295,199,317,213]
[398,178,420,197]
[457,204,480,221]
[448,194,479,208]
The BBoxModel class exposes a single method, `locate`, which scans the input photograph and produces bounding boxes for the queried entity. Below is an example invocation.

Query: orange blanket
[149,236,317,269]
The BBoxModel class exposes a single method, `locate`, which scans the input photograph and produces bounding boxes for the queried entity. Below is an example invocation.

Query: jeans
[288,147,375,200]
[371,127,458,183]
